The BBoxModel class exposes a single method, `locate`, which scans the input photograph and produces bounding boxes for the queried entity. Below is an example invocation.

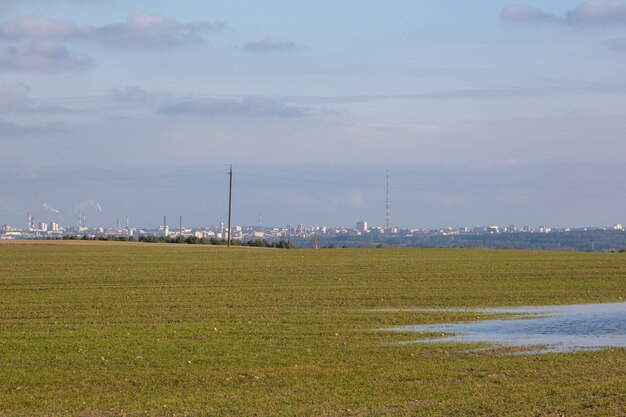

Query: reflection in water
[386,302,626,353]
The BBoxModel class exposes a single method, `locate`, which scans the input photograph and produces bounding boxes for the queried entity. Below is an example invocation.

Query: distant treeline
[290,230,626,252]
[61,235,295,248]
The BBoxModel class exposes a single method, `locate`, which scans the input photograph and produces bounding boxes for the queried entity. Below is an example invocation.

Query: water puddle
[383,302,626,354]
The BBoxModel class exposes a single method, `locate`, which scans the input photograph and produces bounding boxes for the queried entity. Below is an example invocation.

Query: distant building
[613,224,623,231]
[356,221,368,232]
[39,222,48,232]
[2,224,19,232]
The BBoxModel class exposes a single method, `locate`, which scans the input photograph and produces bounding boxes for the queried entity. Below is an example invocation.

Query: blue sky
[2,0,626,229]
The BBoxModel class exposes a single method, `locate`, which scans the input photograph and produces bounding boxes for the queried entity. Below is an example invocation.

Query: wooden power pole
[227,165,233,248]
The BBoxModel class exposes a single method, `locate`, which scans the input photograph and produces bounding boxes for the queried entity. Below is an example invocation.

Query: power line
[2,164,626,201]
[234,163,626,193]
[0,163,223,175]
[0,162,617,192]
[0,171,226,182]
[236,171,626,201]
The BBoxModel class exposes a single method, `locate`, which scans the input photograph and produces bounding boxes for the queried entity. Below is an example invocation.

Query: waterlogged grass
[0,242,624,416]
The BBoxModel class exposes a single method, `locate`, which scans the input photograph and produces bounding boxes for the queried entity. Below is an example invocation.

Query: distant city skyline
[2,1,626,227]
[4,211,626,253]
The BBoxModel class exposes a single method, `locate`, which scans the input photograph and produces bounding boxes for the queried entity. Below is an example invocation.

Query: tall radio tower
[385,170,391,230]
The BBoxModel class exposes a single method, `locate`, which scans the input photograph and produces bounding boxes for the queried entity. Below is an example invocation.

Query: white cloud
[566,0,626,25]
[0,0,108,11]
[128,13,172,30]
[605,37,626,51]
[241,38,302,53]
[347,190,365,208]
[0,41,92,72]
[502,1,626,26]
[112,86,148,103]
[500,4,555,22]
[92,13,224,48]
[0,83,30,110]
[0,13,224,47]
[0,0,16,10]
[0,83,83,112]
[0,16,84,39]
[159,96,305,118]
[0,12,224,72]
[0,119,62,135]
[501,1,626,53]
[0,12,223,72]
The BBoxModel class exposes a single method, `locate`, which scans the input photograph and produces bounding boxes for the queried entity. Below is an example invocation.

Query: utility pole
[227,165,233,248]
[385,170,391,231]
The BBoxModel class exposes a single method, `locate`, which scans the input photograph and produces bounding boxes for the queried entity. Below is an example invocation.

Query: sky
[1,0,626,229]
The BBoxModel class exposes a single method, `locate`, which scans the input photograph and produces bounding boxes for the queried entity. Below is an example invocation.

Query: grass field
[0,242,625,416]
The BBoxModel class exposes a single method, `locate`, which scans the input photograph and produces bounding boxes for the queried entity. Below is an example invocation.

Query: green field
[1,242,625,416]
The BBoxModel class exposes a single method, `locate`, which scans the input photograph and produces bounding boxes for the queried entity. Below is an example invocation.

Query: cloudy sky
[1,0,626,229]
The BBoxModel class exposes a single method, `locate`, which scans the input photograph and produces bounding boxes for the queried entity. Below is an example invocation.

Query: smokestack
[179,215,182,235]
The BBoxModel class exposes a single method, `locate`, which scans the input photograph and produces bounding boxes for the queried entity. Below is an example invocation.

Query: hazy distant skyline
[2,1,626,228]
